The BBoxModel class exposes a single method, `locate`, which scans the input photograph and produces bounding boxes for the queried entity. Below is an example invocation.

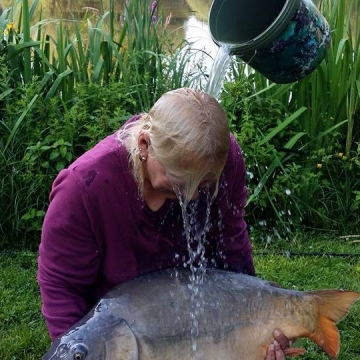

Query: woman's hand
[266,329,291,360]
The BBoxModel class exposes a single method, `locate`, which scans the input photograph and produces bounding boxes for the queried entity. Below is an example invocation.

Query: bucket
[209,0,331,83]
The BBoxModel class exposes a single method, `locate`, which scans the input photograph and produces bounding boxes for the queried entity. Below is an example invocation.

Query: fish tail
[307,290,360,358]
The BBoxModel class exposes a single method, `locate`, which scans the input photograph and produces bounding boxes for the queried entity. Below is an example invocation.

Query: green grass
[1,234,360,359]
[253,233,360,359]
[0,252,49,359]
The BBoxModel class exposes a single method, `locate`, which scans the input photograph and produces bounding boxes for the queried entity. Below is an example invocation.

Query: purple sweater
[38,120,255,340]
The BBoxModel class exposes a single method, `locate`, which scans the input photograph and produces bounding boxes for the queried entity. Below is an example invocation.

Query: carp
[42,268,360,359]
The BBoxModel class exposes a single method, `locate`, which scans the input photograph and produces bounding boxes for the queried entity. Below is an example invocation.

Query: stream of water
[171,43,233,358]
[205,45,232,100]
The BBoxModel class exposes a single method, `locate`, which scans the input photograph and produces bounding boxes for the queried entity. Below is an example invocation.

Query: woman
[38,87,290,358]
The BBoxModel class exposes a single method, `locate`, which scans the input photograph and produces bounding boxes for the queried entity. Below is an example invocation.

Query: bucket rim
[209,0,301,54]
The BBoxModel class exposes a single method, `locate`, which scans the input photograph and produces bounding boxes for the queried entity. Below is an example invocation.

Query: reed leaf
[38,70,55,92]
[21,0,31,83]
[259,107,307,146]
[0,88,14,100]
[44,69,73,100]
[248,126,308,206]
[4,95,38,151]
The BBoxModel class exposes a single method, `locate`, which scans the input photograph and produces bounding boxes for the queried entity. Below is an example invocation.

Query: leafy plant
[225,0,360,235]
[0,0,205,249]
[221,78,307,234]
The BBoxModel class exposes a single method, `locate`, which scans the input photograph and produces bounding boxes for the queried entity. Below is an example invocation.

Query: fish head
[43,319,138,360]
[43,330,106,360]
[43,341,94,360]
[43,296,138,360]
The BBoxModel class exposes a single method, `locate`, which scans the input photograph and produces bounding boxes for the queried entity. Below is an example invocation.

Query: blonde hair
[118,88,230,201]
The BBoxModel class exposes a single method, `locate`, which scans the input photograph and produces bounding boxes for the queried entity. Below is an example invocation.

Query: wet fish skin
[42,268,360,360]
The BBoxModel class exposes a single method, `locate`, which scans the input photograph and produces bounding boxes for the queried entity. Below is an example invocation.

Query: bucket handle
[234,48,258,65]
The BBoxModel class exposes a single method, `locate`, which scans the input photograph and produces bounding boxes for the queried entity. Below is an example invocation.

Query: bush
[0,0,202,250]
[0,75,139,250]
[221,74,360,236]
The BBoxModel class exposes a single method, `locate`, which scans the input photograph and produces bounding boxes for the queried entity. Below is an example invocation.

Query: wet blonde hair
[118,87,230,201]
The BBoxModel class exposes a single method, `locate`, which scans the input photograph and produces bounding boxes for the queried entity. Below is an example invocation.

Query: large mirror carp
[43,268,360,359]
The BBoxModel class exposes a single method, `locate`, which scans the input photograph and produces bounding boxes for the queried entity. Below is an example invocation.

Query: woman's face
[144,155,190,200]
[138,133,215,201]
[144,155,216,201]
[138,132,181,200]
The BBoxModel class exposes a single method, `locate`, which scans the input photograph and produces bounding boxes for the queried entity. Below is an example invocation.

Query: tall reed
[0,0,205,248]
[226,0,360,234]
[231,0,359,154]
[291,0,360,156]
[2,0,201,109]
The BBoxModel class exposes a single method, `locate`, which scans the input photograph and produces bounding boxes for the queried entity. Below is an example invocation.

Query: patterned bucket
[209,0,331,83]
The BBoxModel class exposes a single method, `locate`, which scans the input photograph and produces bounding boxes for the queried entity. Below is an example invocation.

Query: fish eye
[70,343,88,360]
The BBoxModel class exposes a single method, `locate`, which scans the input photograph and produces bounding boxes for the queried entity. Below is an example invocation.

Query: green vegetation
[0,251,48,359]
[0,0,359,248]
[1,234,360,359]
[222,0,360,237]
[0,0,204,249]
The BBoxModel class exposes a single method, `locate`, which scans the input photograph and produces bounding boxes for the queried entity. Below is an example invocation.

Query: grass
[1,233,360,359]
[0,252,48,359]
[252,233,360,359]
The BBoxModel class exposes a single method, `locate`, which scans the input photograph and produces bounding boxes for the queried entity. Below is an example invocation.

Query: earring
[139,150,147,162]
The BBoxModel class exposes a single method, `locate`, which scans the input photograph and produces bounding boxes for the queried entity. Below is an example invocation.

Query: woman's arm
[38,169,100,340]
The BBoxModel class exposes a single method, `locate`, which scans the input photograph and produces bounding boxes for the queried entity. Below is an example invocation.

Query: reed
[231,0,359,155]
[1,0,199,109]
[290,0,360,156]
[226,0,360,233]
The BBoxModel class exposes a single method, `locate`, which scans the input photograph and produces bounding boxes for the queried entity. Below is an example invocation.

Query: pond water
[2,0,219,69]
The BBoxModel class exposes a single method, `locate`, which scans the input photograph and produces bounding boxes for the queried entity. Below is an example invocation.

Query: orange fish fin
[283,347,306,357]
[309,316,339,358]
[306,290,360,358]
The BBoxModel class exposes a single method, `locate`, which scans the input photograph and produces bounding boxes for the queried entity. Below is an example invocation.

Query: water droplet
[247,171,254,179]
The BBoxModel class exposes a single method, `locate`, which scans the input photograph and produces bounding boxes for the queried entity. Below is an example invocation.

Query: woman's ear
[138,133,151,157]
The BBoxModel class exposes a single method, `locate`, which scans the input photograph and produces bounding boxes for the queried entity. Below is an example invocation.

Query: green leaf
[259,107,307,146]
[44,69,73,100]
[49,151,59,160]
[5,95,38,151]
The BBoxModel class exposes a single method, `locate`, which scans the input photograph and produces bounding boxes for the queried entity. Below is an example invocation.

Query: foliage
[221,78,308,235]
[0,0,201,109]
[1,0,360,249]
[0,0,203,250]
[221,73,360,234]
[0,75,139,249]
[224,0,360,235]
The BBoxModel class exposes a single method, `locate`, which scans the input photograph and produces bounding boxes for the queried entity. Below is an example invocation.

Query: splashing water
[205,45,232,100]
[174,186,212,359]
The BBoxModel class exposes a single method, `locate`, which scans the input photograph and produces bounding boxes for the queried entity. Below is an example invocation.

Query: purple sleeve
[38,169,101,340]
[218,135,256,276]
